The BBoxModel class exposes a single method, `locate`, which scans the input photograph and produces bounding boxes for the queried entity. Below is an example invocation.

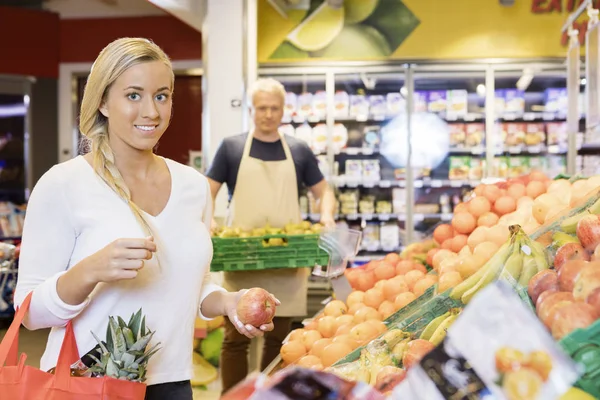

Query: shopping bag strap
[54,320,80,387]
[0,291,32,367]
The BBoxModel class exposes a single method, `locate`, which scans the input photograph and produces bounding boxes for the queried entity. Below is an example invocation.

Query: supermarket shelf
[302,212,453,222]
[334,178,480,189]
[578,143,600,155]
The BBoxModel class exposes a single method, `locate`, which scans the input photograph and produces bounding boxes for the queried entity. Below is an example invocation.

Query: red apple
[528,270,559,304]
[576,214,600,251]
[374,367,407,394]
[558,260,588,292]
[573,262,600,302]
[551,302,597,339]
[554,243,590,271]
[236,288,276,327]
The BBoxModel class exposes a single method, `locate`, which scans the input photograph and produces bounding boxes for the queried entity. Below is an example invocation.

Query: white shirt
[13,155,224,386]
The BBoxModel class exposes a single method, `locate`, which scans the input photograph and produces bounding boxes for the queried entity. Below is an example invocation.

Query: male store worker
[206,78,336,392]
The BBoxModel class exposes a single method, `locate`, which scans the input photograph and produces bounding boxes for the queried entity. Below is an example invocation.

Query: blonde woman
[13,38,276,400]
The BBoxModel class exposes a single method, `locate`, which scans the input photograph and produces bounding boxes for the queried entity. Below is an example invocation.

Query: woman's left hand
[225,290,280,339]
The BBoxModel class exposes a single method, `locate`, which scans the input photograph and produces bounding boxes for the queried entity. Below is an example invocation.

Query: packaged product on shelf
[386,92,405,116]
[279,124,295,137]
[361,222,380,251]
[294,123,313,148]
[332,124,348,153]
[311,124,328,154]
[525,123,546,148]
[547,155,567,177]
[392,188,407,214]
[448,156,470,180]
[528,156,548,173]
[0,202,24,238]
[414,91,428,113]
[508,156,530,178]
[362,159,381,181]
[547,122,568,149]
[495,89,506,115]
[544,88,568,116]
[439,193,452,214]
[334,90,349,118]
[446,89,468,119]
[443,281,581,400]
[339,190,359,215]
[344,160,363,180]
[284,92,297,118]
[504,89,525,115]
[297,92,313,119]
[363,125,381,150]
[369,95,387,118]
[380,223,400,251]
[349,94,369,118]
[427,90,447,114]
[493,157,510,178]
[358,195,376,214]
[469,158,485,181]
[505,123,526,147]
[449,124,466,147]
[312,91,327,120]
[465,123,485,149]
[375,200,392,214]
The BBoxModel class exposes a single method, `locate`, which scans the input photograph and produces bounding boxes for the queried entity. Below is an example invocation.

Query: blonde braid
[90,129,153,238]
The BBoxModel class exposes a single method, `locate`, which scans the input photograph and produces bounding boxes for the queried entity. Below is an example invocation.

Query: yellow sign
[257,0,595,63]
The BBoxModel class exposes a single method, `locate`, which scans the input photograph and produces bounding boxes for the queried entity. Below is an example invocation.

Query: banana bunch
[326,328,412,384]
[559,195,600,233]
[419,308,462,346]
[450,225,550,304]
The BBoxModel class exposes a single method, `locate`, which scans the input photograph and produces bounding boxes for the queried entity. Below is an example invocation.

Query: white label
[523,112,536,121]
[379,180,392,188]
[431,180,443,188]
[508,146,521,154]
[378,213,390,221]
[451,180,463,188]
[521,245,532,256]
[362,213,374,220]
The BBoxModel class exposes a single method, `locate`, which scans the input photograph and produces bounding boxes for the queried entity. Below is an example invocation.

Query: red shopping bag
[0,292,147,399]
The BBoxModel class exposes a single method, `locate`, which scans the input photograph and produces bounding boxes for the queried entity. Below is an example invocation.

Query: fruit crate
[332,287,463,367]
[559,319,600,398]
[210,233,330,272]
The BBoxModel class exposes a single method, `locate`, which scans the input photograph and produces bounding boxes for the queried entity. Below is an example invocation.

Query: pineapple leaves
[129,309,143,340]
[122,327,135,349]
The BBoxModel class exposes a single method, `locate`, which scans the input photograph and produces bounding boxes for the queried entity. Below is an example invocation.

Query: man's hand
[320,213,336,229]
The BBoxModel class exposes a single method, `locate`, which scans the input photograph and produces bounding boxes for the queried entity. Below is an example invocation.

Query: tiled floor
[0,327,222,399]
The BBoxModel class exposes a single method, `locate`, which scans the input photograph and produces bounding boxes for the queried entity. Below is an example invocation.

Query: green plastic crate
[559,319,600,398]
[210,233,329,272]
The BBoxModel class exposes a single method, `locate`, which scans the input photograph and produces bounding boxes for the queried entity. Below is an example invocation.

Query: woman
[13,37,275,400]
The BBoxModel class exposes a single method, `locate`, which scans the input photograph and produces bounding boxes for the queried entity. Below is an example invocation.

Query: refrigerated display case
[258,60,597,256]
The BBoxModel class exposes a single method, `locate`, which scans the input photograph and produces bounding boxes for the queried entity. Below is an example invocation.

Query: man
[206,77,336,393]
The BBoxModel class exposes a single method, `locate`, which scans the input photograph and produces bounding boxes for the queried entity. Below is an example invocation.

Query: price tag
[450,180,463,188]
[362,148,374,155]
[446,115,458,121]
[346,214,359,220]
[373,115,385,121]
[431,180,443,188]
[356,115,368,122]
[527,145,542,154]
[542,112,555,121]
[362,213,374,220]
[508,146,521,154]
[363,181,376,188]
[307,115,321,123]
[471,147,484,155]
[292,116,306,123]
[345,148,359,155]
[379,180,392,188]
[414,180,423,188]
[523,112,536,121]
[464,114,477,122]
[414,214,424,222]
[346,180,359,188]
[378,213,390,221]
[503,113,517,121]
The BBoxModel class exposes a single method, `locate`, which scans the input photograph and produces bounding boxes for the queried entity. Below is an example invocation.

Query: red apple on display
[573,263,600,303]
[236,288,277,327]
[528,270,559,304]
[558,260,588,292]
[554,243,590,271]
[576,214,600,251]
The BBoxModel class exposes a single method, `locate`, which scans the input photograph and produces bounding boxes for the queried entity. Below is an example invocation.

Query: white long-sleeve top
[13,155,224,386]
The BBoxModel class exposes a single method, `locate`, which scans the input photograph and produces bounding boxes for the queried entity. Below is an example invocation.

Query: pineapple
[88,309,161,383]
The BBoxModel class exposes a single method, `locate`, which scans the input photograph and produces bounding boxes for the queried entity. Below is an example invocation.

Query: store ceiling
[41,0,166,19]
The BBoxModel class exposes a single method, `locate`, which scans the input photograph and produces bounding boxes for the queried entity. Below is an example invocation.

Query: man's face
[252,91,283,133]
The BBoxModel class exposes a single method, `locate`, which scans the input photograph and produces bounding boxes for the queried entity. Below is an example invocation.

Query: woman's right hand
[85,236,157,283]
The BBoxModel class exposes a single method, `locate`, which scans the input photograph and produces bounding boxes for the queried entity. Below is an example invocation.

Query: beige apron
[222,131,309,317]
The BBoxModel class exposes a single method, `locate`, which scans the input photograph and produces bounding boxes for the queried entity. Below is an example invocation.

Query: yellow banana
[419,312,451,341]
[449,240,512,300]
[502,247,524,282]
[559,196,600,233]
[518,255,539,287]
[429,309,461,346]
[390,338,411,366]
[461,244,513,304]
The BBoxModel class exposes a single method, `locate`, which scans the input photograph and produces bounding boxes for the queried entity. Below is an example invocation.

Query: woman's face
[100,61,173,153]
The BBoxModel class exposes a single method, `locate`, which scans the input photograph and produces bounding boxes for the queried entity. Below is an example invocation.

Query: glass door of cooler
[330,70,407,260]
[410,67,488,245]
[492,63,581,180]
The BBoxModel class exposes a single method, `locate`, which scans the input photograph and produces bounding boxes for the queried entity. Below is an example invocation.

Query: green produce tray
[332,287,462,367]
[559,319,600,398]
[210,233,329,272]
